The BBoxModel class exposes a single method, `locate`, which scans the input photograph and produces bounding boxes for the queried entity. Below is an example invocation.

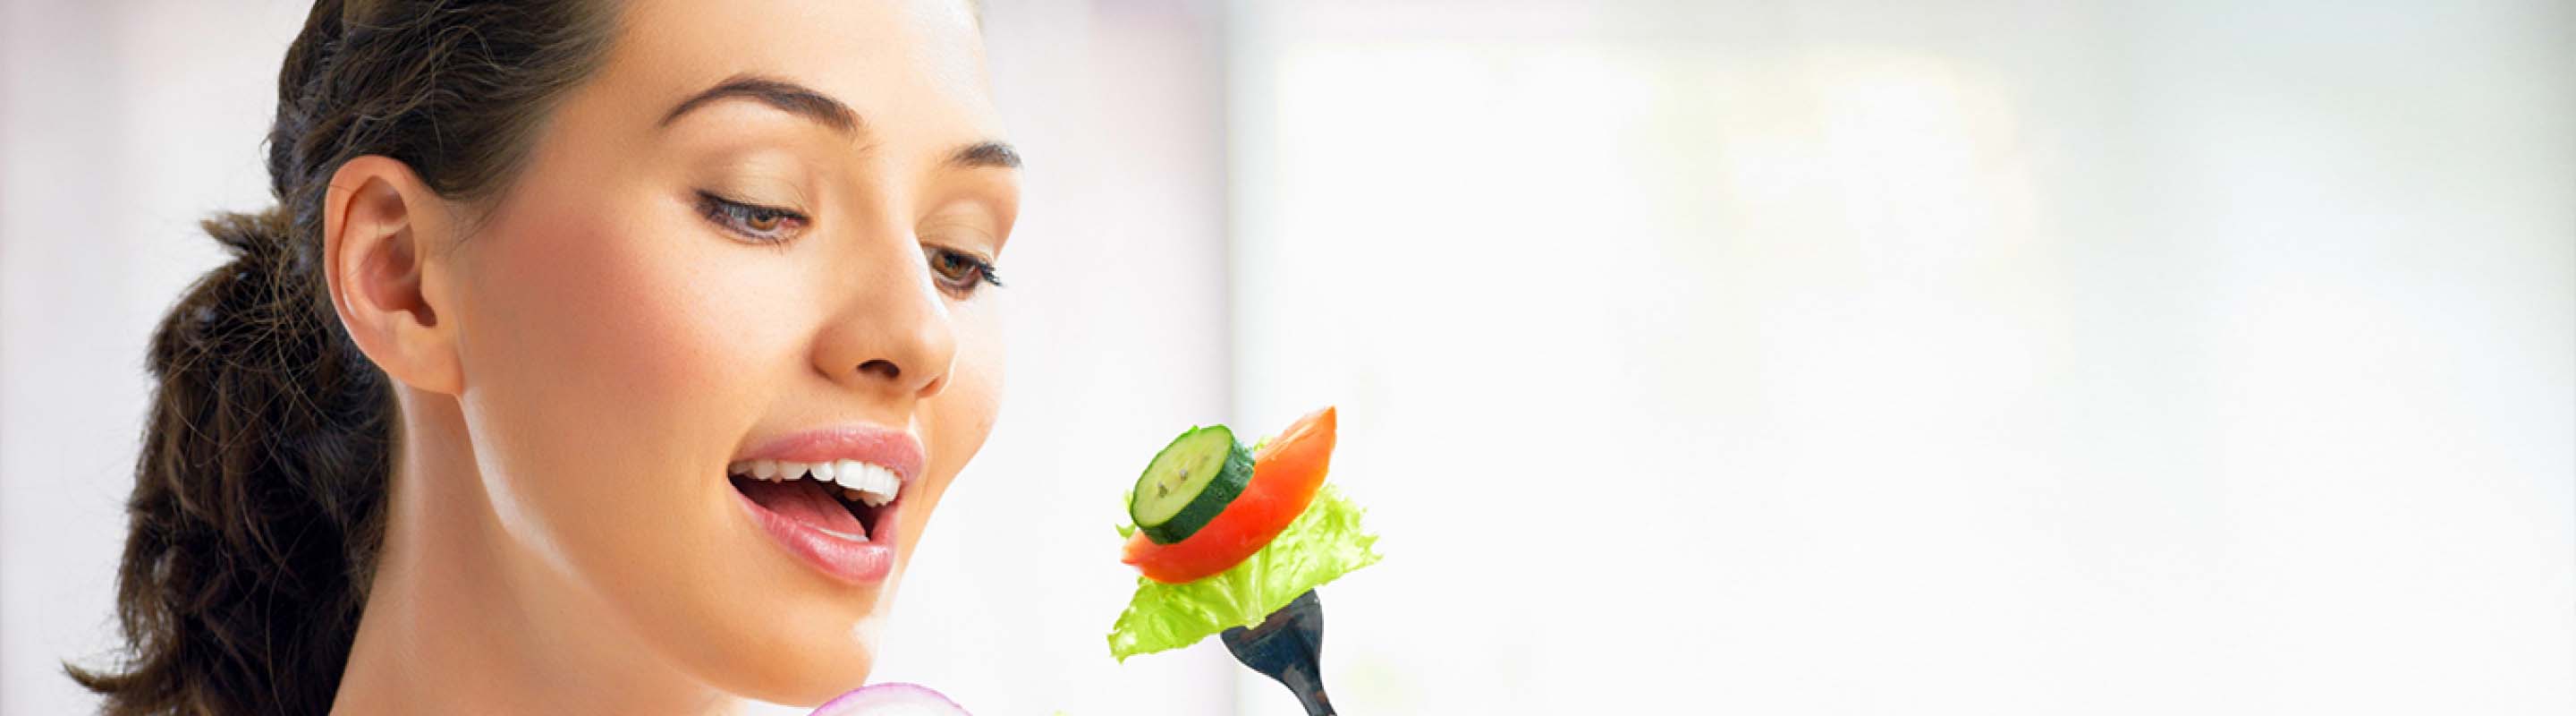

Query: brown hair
[65,1,614,712]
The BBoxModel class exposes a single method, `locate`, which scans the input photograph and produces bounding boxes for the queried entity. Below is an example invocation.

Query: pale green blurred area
[4,1,2571,715]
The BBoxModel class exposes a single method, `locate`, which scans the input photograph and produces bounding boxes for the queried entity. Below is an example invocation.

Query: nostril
[857,359,901,381]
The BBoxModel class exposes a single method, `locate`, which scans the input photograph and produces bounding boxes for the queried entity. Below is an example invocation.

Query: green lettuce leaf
[1106,485,1382,661]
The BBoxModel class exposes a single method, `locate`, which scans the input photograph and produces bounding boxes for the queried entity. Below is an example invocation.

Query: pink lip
[735,424,926,483]
[731,424,927,584]
[734,485,906,584]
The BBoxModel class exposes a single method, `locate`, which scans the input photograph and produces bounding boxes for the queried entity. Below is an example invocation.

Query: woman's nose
[814,245,957,401]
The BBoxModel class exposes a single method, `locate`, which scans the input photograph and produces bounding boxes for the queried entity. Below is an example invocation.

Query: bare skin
[320,0,1016,712]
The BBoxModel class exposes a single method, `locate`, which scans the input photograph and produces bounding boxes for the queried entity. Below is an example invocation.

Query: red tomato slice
[1123,406,1336,584]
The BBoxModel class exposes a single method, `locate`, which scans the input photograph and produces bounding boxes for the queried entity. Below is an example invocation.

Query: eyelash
[696,191,1004,297]
[696,191,808,243]
[927,245,1004,296]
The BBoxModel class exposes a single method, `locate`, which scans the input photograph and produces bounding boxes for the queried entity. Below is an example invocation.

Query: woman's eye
[697,192,807,243]
[925,246,1004,296]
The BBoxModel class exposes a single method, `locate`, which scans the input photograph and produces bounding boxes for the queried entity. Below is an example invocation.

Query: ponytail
[68,1,614,712]
[67,206,393,713]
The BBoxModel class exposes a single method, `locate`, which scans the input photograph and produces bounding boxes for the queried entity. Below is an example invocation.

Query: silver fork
[1219,589,1334,716]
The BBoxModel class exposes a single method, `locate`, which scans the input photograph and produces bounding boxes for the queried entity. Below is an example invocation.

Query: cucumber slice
[1130,425,1254,544]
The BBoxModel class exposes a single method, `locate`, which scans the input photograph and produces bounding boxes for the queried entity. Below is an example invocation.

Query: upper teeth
[729,458,902,507]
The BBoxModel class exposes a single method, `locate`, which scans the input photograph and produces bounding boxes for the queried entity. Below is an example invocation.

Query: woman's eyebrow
[949,141,1021,170]
[660,74,862,134]
[659,74,1021,172]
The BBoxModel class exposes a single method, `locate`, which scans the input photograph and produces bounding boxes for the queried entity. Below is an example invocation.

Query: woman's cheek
[457,201,767,574]
[911,299,1003,545]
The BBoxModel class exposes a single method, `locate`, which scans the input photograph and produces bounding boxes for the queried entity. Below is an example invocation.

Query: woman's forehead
[554,0,1001,160]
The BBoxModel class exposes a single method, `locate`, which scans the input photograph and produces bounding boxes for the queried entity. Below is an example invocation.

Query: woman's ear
[324,155,464,396]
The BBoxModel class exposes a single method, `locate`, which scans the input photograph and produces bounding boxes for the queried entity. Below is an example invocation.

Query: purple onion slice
[808,682,972,716]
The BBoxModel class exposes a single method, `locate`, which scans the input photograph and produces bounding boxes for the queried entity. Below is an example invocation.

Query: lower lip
[735,486,903,584]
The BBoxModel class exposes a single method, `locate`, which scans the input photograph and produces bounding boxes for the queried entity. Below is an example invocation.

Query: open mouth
[728,459,902,541]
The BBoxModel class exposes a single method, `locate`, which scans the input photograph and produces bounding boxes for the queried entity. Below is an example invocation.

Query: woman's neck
[331,393,738,715]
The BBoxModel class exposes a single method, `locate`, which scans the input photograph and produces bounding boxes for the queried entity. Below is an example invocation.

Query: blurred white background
[4,1,2571,714]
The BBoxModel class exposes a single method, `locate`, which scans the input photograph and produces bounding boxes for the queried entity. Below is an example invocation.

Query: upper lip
[733,423,926,485]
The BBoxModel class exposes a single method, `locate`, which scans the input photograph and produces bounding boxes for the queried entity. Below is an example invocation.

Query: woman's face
[440,0,1012,703]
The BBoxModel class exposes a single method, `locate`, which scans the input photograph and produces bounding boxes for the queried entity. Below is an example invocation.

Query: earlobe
[324,156,464,396]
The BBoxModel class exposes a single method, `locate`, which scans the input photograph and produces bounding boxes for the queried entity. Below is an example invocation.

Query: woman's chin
[784,658,878,707]
[727,635,880,707]
[660,582,893,707]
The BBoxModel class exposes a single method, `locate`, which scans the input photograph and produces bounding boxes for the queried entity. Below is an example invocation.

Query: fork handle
[1278,666,1335,716]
